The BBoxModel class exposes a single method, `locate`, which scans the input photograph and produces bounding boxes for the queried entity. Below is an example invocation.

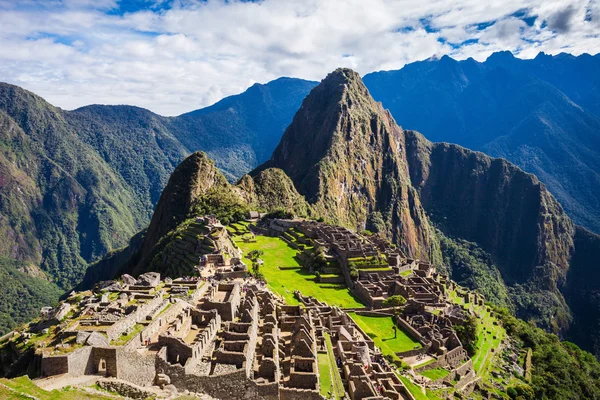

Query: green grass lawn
[235,235,363,308]
[0,376,114,400]
[348,313,421,356]
[398,375,442,400]
[420,367,450,381]
[318,353,333,397]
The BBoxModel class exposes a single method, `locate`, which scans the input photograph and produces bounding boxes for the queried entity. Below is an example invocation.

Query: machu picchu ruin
[0,215,523,399]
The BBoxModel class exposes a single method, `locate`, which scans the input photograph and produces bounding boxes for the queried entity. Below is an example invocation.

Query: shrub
[263,208,294,220]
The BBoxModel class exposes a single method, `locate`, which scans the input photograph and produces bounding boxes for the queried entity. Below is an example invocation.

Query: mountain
[0,78,315,334]
[363,52,600,233]
[79,151,309,287]
[257,68,438,261]
[254,68,599,355]
[84,68,600,357]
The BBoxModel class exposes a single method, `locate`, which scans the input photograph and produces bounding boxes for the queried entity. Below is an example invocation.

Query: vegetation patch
[348,313,421,355]
[236,235,362,307]
[420,367,450,381]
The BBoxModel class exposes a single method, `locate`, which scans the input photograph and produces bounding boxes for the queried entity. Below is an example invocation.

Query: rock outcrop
[257,68,438,260]
[140,152,226,260]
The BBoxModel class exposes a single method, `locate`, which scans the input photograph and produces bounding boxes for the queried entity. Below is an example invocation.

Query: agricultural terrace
[420,367,450,381]
[397,375,442,400]
[234,233,363,308]
[348,312,421,357]
[449,289,505,378]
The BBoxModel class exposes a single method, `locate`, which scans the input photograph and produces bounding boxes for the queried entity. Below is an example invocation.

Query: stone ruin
[27,217,487,399]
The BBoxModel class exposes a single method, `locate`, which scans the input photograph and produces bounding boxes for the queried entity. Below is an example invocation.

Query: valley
[0,60,599,400]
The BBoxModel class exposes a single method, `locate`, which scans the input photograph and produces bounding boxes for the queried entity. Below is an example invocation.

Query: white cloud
[0,0,598,115]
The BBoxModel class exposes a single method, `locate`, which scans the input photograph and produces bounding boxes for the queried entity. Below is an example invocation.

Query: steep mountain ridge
[259,68,437,261]
[0,83,147,287]
[363,52,600,233]
[255,69,599,353]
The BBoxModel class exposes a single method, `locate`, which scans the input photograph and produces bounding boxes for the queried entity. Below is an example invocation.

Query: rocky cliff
[404,131,575,287]
[256,68,598,344]
[259,68,438,261]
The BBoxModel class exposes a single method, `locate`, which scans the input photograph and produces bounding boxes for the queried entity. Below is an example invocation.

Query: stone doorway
[98,358,107,376]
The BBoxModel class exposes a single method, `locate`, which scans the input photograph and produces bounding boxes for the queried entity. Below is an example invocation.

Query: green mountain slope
[0,78,315,334]
[254,68,600,356]
[363,52,600,233]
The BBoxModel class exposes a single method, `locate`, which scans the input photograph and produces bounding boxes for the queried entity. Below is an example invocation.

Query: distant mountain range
[1,51,599,340]
[364,51,600,234]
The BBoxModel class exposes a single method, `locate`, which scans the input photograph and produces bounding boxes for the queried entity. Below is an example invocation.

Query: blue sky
[0,0,598,115]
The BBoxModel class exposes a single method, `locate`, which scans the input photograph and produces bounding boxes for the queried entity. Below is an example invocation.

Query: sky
[1,0,599,116]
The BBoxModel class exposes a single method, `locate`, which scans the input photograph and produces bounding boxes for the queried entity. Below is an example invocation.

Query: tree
[247,250,264,261]
[308,248,327,272]
[454,315,478,356]
[382,295,407,313]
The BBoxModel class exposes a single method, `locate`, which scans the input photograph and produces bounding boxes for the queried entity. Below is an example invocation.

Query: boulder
[54,303,71,321]
[94,280,118,292]
[103,282,122,292]
[137,272,161,287]
[76,331,91,344]
[121,274,137,286]
[155,373,171,388]
[86,331,109,347]
[164,384,177,396]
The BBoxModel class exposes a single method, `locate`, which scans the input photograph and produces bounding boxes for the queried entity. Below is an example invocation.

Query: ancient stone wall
[67,346,94,376]
[396,317,425,344]
[125,301,185,350]
[106,296,165,341]
[156,348,255,399]
[93,347,118,377]
[116,348,156,386]
[279,387,324,400]
[40,354,68,376]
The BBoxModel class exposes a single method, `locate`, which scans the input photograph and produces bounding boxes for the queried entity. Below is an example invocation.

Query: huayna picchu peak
[258,68,437,262]
[2,64,600,400]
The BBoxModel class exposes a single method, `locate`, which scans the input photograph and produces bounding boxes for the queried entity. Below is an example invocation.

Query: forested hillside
[363,52,600,233]
[0,78,315,334]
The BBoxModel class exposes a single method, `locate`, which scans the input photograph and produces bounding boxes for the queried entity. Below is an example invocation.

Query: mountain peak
[325,67,362,83]
[259,68,384,200]
[255,68,435,259]
[485,50,516,66]
[139,151,228,260]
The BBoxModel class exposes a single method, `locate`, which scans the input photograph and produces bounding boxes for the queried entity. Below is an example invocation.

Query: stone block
[76,331,91,344]
[155,373,171,387]
[122,274,137,286]
[86,331,109,347]
[137,272,161,287]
